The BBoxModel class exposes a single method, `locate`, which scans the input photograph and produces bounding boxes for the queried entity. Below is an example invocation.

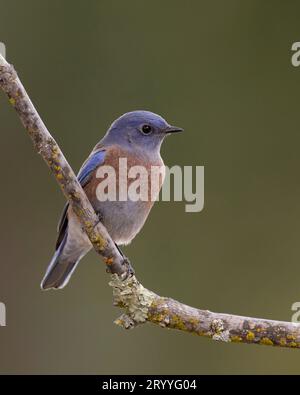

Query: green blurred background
[1,0,300,374]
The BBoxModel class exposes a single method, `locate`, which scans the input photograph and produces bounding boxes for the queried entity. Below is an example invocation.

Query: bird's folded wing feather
[55,147,107,249]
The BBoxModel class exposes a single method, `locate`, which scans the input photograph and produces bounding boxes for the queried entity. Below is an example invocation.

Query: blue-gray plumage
[41,111,183,290]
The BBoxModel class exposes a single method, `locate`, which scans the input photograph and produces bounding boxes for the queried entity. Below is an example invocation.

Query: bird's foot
[121,256,135,279]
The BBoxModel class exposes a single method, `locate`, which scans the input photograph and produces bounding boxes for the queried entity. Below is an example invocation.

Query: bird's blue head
[102,110,183,154]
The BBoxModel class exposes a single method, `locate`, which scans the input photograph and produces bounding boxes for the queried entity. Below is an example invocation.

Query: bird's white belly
[99,199,153,245]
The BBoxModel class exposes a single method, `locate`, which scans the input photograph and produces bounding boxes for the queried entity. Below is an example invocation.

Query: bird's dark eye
[141,124,152,135]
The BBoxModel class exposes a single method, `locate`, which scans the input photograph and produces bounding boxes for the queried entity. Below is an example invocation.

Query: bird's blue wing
[56,149,106,249]
[77,149,106,187]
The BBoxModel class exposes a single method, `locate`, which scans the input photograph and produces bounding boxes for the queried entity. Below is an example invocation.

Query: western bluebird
[41,110,183,290]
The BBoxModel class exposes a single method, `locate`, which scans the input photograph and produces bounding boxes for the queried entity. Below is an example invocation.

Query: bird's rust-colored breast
[84,145,165,204]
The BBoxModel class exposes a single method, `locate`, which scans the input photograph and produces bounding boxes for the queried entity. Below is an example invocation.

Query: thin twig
[1,53,300,348]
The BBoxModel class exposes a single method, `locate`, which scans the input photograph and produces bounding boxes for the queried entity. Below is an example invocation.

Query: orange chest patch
[84,146,165,203]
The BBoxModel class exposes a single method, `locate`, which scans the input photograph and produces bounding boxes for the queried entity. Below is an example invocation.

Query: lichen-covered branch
[1,53,300,349]
[0,54,127,276]
[110,275,300,348]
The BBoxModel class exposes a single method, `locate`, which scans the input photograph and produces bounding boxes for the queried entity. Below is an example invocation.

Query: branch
[0,54,127,277]
[1,53,300,349]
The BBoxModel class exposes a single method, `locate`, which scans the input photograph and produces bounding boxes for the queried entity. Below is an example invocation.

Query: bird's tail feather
[41,235,80,290]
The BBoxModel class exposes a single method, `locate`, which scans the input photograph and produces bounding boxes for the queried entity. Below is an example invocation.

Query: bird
[41,110,183,290]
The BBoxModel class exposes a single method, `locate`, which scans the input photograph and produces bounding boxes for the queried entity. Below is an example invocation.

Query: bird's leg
[115,242,135,278]
[92,215,134,277]
[96,212,103,225]
[114,242,125,257]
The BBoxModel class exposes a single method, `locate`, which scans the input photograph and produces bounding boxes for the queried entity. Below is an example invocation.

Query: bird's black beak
[164,125,184,134]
